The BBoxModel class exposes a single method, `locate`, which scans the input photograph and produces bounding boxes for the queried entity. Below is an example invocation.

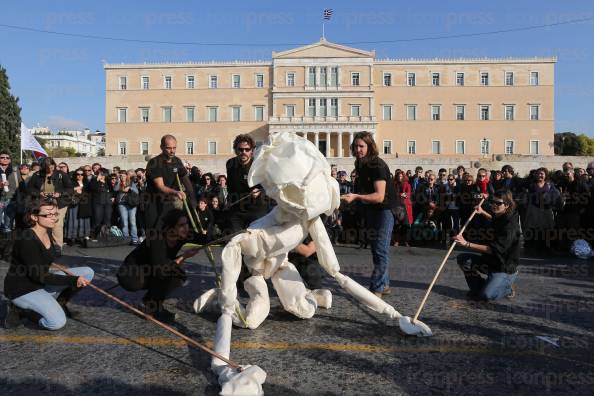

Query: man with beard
[144,135,196,237]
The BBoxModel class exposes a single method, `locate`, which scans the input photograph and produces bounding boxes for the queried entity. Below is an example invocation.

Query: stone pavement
[1,243,593,395]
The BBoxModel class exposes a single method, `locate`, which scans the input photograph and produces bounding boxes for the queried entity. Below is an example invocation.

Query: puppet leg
[271,261,318,319]
[243,275,270,329]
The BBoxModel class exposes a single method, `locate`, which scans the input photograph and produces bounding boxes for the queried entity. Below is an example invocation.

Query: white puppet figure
[194,132,413,395]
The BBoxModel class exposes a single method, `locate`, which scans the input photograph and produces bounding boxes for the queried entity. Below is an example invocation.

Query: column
[315,66,321,87]
[349,132,354,157]
[337,131,343,158]
[314,132,319,153]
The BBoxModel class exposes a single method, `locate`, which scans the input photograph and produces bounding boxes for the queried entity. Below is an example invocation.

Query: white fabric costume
[195,132,404,395]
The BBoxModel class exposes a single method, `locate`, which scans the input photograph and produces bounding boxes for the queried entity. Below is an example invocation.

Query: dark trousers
[93,203,112,231]
[117,261,184,303]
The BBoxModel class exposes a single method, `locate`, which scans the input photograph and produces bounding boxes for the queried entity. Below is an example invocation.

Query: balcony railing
[269,115,376,123]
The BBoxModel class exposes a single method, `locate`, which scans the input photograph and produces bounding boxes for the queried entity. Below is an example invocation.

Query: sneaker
[507,284,516,299]
[3,302,22,329]
[382,286,392,295]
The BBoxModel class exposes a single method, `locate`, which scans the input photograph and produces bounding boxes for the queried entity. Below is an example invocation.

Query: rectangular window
[119,76,127,90]
[407,140,416,155]
[232,106,241,122]
[119,142,127,155]
[308,67,316,86]
[232,75,241,88]
[287,73,295,87]
[307,98,316,117]
[185,107,195,122]
[330,67,338,86]
[330,98,338,117]
[162,107,172,123]
[431,105,441,121]
[505,140,514,155]
[118,108,127,123]
[382,105,392,121]
[456,72,464,86]
[285,105,295,117]
[432,72,440,86]
[407,72,416,86]
[383,140,392,155]
[456,140,465,154]
[208,106,218,122]
[530,140,540,154]
[319,99,327,117]
[351,72,360,86]
[505,71,514,86]
[383,73,392,86]
[255,73,264,88]
[432,140,441,154]
[505,105,515,121]
[456,105,465,120]
[320,67,327,86]
[140,107,149,123]
[186,75,195,89]
[164,76,172,89]
[350,105,360,117]
[407,105,416,120]
[209,75,218,89]
[186,141,194,155]
[530,105,540,120]
[208,141,217,155]
[480,72,489,86]
[254,106,264,121]
[480,139,491,154]
[141,141,149,155]
[142,76,149,89]
[480,105,490,121]
[530,71,539,86]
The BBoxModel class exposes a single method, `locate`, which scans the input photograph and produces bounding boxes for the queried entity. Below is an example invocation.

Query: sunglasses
[237,147,252,152]
[76,173,84,176]
[84,169,92,172]
[491,200,505,206]
[448,178,455,181]
[0,156,10,159]
[37,212,59,218]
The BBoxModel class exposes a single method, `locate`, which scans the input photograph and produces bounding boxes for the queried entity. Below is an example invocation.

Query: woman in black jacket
[87,168,114,235]
[116,209,199,323]
[453,190,520,301]
[65,168,92,245]
[3,197,93,329]
[26,157,73,248]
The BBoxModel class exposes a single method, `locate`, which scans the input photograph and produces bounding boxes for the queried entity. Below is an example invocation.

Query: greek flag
[323,9,333,20]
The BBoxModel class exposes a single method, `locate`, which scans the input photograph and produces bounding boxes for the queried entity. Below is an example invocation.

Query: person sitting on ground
[287,237,324,291]
[453,190,520,301]
[116,209,200,323]
[3,197,94,330]
[196,197,215,243]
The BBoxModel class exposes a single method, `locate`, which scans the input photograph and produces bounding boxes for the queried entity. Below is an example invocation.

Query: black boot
[57,287,82,318]
[142,298,177,324]
[21,308,43,326]
[3,302,23,329]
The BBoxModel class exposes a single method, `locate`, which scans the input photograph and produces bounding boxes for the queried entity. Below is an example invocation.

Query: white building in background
[32,127,105,156]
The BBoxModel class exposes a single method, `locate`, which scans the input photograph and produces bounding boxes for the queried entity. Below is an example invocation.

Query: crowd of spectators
[0,147,593,256]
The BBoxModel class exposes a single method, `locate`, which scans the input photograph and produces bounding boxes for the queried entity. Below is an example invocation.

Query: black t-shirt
[145,153,188,195]
[354,157,396,211]
[226,156,265,211]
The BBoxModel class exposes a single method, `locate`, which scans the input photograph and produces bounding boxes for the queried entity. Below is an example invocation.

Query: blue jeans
[366,208,394,293]
[11,267,94,330]
[0,200,15,233]
[118,205,138,242]
[457,253,518,300]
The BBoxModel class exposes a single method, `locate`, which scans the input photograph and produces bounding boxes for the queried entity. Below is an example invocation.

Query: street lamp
[482,137,488,159]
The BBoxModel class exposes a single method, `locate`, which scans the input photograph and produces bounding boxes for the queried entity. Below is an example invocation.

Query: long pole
[412,198,486,323]
[52,263,242,370]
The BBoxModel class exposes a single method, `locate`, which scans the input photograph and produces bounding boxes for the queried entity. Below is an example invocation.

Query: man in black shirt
[341,131,396,298]
[226,134,266,233]
[144,135,196,236]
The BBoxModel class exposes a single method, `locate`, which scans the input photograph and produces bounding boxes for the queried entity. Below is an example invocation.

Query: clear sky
[1,0,593,136]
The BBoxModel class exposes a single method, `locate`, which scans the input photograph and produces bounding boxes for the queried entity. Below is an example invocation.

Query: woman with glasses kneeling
[452,190,520,301]
[3,197,94,329]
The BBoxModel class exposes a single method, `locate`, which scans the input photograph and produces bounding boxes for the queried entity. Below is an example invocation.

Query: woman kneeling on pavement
[453,190,520,301]
[3,197,94,330]
[116,209,200,323]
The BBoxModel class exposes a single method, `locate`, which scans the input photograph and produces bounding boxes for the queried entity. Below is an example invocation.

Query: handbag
[122,191,140,207]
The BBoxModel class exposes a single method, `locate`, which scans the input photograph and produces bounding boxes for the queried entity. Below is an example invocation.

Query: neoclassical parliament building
[104,38,555,158]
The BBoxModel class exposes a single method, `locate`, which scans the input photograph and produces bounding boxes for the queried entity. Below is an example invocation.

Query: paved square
[1,244,593,395]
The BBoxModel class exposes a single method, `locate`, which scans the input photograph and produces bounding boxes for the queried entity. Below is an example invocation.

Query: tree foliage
[0,65,21,158]
[554,132,594,156]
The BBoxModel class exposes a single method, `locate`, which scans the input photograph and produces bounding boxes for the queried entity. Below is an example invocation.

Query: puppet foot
[217,365,267,396]
[193,288,219,313]
[310,289,332,309]
[398,316,433,337]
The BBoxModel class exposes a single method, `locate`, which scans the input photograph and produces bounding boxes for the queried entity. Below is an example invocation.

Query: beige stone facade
[104,39,555,158]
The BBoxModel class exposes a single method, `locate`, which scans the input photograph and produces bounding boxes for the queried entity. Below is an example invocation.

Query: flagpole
[322,22,325,39]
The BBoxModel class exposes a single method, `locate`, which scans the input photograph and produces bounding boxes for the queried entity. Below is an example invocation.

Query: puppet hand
[218,365,266,396]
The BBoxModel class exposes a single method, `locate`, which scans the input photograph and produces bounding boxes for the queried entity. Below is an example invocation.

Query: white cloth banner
[20,123,47,156]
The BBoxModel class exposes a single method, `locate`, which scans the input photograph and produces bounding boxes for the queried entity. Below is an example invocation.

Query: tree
[576,134,594,155]
[0,66,21,158]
